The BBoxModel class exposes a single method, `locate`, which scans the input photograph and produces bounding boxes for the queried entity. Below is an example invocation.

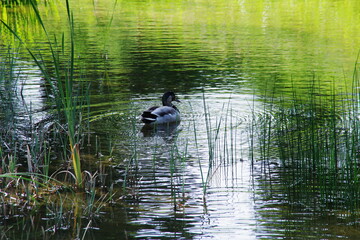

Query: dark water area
[1,0,360,239]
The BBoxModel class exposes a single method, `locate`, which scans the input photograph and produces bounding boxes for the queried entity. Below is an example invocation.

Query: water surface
[1,0,360,239]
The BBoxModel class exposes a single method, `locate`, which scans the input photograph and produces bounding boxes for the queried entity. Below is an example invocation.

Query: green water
[1,0,360,239]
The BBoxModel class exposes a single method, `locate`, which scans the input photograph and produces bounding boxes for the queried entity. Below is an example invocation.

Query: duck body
[141,92,181,125]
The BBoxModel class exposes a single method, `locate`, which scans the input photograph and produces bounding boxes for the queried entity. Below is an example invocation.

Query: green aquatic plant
[0,167,117,239]
[249,71,360,213]
[192,91,240,197]
[1,0,86,187]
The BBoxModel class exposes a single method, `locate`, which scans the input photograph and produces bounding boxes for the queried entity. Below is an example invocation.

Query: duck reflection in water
[141,92,181,138]
[141,121,181,138]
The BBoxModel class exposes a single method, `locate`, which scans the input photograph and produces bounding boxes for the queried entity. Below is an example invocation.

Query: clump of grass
[192,91,241,197]
[0,170,116,239]
[249,70,360,213]
[0,1,121,238]
[1,0,86,188]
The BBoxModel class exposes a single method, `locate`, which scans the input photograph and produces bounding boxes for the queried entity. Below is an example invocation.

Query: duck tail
[141,111,157,124]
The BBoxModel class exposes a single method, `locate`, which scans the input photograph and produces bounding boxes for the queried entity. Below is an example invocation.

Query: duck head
[162,92,180,106]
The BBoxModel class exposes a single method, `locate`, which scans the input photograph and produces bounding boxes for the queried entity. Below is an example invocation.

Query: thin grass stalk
[202,91,212,163]
[201,92,213,193]
[122,117,138,190]
[191,104,207,195]
[43,142,51,182]
[65,1,82,186]
[122,157,132,190]
[249,92,256,169]
[169,143,177,208]
[180,139,189,199]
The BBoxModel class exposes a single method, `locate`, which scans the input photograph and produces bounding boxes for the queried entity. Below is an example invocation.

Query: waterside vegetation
[249,67,360,215]
[0,1,116,238]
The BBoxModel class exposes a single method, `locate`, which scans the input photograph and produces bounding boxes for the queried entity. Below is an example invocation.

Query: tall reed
[1,0,85,187]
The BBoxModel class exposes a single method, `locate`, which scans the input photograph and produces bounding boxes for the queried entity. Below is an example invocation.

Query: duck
[141,92,181,124]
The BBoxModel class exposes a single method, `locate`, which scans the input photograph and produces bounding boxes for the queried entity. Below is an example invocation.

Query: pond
[1,0,360,239]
